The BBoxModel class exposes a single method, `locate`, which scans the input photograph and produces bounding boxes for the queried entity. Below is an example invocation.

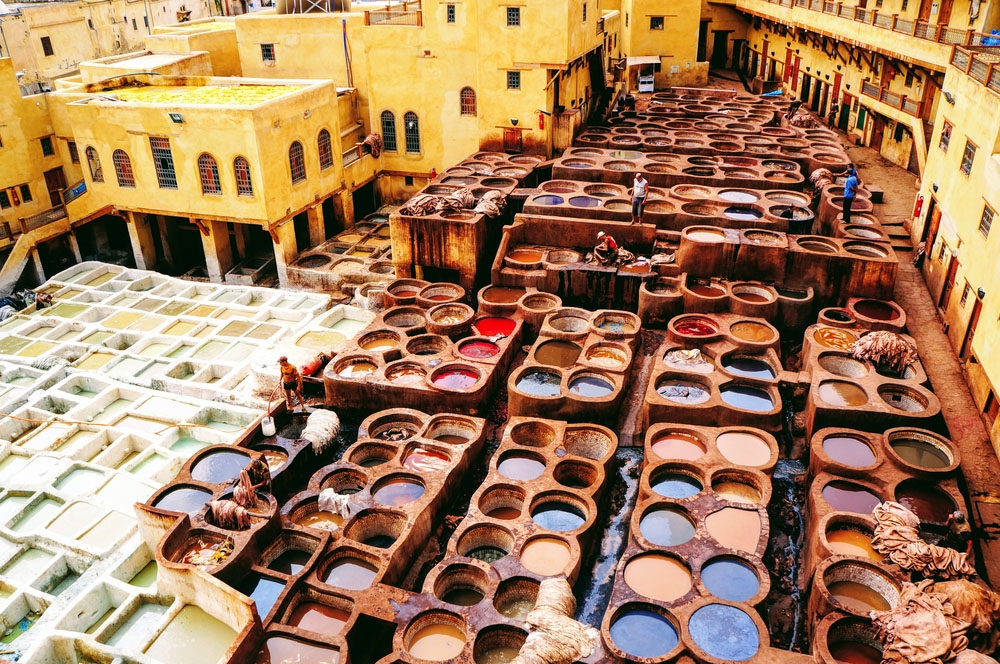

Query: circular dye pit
[514,370,561,397]
[610,609,679,658]
[403,447,450,473]
[701,558,760,601]
[531,503,586,532]
[190,451,251,484]
[288,603,351,636]
[724,207,763,220]
[482,286,526,304]
[360,335,399,351]
[458,340,499,359]
[818,381,868,407]
[822,481,881,514]
[827,580,892,612]
[688,283,726,298]
[896,482,955,523]
[823,435,877,467]
[829,641,883,664]
[651,472,702,499]
[720,384,774,411]
[878,386,927,412]
[706,507,761,553]
[730,321,774,343]
[814,327,857,350]
[338,361,378,378]
[535,340,581,367]
[474,317,516,337]
[674,316,719,336]
[296,511,344,531]
[586,345,627,368]
[716,431,771,467]
[568,375,614,398]
[322,558,378,590]
[441,588,484,606]
[385,364,426,386]
[639,507,696,546]
[689,605,760,661]
[154,487,212,514]
[827,526,882,561]
[714,480,762,503]
[651,432,707,461]
[497,454,546,481]
[520,537,571,576]
[722,356,776,379]
[719,190,759,203]
[656,379,711,405]
[373,479,425,507]
[624,554,692,602]
[569,196,600,207]
[432,368,479,390]
[508,248,545,263]
[687,229,726,243]
[408,623,466,661]
[889,436,952,469]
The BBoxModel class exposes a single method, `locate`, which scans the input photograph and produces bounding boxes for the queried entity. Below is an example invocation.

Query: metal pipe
[0,19,9,59]
[342,18,353,87]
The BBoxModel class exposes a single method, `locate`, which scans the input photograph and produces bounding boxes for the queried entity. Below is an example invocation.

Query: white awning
[626,56,661,66]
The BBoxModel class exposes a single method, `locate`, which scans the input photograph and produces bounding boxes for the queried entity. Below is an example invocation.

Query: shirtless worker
[278,356,305,412]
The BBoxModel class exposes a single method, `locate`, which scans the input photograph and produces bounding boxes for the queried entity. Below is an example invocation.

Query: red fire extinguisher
[10,188,20,206]
[912,194,924,219]
[538,112,545,130]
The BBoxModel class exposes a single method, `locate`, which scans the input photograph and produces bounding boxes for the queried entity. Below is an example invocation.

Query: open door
[960,295,983,360]
[711,31,730,68]
[939,253,959,309]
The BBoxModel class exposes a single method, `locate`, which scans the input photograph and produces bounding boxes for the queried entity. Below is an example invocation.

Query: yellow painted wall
[145,24,243,76]
[620,0,707,86]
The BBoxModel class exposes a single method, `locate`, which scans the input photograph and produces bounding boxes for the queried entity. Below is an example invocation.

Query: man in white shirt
[631,173,648,224]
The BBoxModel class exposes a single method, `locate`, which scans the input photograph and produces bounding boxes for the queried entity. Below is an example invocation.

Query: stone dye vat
[600,421,776,662]
[799,323,940,438]
[322,281,523,414]
[643,313,785,431]
[508,308,640,423]
[551,147,807,190]
[286,213,396,296]
[391,152,543,290]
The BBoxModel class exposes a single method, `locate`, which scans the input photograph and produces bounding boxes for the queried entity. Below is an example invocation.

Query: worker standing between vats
[631,173,648,225]
[594,231,620,265]
[278,356,305,412]
[842,164,861,224]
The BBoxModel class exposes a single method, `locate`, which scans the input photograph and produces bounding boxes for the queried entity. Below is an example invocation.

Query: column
[233,223,248,261]
[67,231,83,262]
[307,205,326,247]
[271,220,298,288]
[31,248,46,284]
[201,220,235,283]
[126,211,157,270]
[156,216,174,265]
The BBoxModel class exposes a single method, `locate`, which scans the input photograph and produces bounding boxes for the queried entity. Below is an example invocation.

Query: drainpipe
[342,19,353,88]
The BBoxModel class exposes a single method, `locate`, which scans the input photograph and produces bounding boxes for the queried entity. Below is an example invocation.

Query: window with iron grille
[583,3,586,21]
[198,153,221,194]
[938,242,947,261]
[86,146,103,183]
[113,150,136,188]
[0,191,9,208]
[901,0,908,9]
[979,205,994,239]
[381,111,397,152]
[68,141,79,164]
[650,16,664,29]
[460,87,476,115]
[447,3,455,22]
[40,36,53,56]
[507,70,521,89]
[506,7,520,26]
[19,184,31,202]
[318,129,334,170]
[289,141,306,183]
[961,283,971,306]
[40,136,54,156]
[404,112,420,154]
[261,43,275,62]
[939,121,952,151]
[149,136,178,189]
[234,157,253,196]
[960,139,976,175]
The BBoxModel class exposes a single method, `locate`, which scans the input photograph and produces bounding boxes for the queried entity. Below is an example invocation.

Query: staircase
[0,208,71,293]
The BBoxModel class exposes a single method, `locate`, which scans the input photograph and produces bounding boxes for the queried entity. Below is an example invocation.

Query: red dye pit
[433,368,480,390]
[458,340,500,359]
[675,317,719,336]
[473,317,516,337]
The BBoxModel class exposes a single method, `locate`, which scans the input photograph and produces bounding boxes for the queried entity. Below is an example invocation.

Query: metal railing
[18,205,67,233]
[364,0,421,26]
[597,16,605,35]
[860,80,925,117]
[950,45,1000,93]
[62,180,87,205]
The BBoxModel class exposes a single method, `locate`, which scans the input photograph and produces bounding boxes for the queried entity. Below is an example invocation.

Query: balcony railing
[364,0,421,26]
[62,180,87,205]
[18,205,67,233]
[950,45,1000,94]
[860,80,926,117]
[745,0,998,53]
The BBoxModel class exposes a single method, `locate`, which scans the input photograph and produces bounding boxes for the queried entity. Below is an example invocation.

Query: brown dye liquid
[826,528,883,561]
[487,507,521,520]
[534,340,582,367]
[689,284,725,297]
[827,580,891,612]
[896,485,955,523]
[736,293,770,303]
[651,433,706,461]
[829,641,883,664]
[509,248,544,263]
[441,588,484,605]
[891,439,951,468]
[730,322,774,342]
[814,327,857,350]
[818,382,868,406]
[482,287,526,303]
[715,431,771,467]
[623,554,692,602]
[296,511,344,531]
[520,538,571,576]
[289,603,350,635]
[705,508,761,553]
[261,450,287,471]
[436,434,470,445]
[407,624,466,661]
[254,636,339,664]
[360,337,398,351]
[713,481,761,504]
[586,347,626,367]
[386,366,425,385]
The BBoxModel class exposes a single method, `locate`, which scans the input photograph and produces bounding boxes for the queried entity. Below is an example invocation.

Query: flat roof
[103,53,193,69]
[103,83,305,105]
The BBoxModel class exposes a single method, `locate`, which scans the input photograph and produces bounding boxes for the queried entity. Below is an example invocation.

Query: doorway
[44,167,67,208]
[838,101,851,131]
[352,180,379,219]
[918,0,933,21]
[503,129,523,153]
[711,31,730,68]
[698,21,709,62]
[960,296,983,360]
[811,80,823,111]
[921,197,939,244]
[939,253,959,309]
[800,75,811,103]
[856,106,868,132]
[871,115,886,150]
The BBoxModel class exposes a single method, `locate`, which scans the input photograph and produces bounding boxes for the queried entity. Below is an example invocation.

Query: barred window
[961,283,971,306]
[380,111,397,152]
[289,141,306,183]
[68,141,79,164]
[507,70,521,89]
[234,156,253,196]
[979,205,994,239]
[960,140,976,176]
[198,153,221,194]
[939,121,952,151]
[506,6,520,25]
[404,112,420,154]
[41,136,54,156]
[261,43,275,62]
[447,3,455,22]
[86,146,103,183]
[318,129,333,170]
[460,87,477,116]
[112,149,136,188]
[149,137,177,189]
[19,184,31,202]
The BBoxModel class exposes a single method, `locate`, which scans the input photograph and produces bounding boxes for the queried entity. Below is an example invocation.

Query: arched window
[234,156,253,196]
[460,87,477,116]
[198,153,221,194]
[112,149,135,188]
[317,129,333,170]
[404,112,420,154]
[380,111,397,152]
[289,141,306,183]
[86,146,103,183]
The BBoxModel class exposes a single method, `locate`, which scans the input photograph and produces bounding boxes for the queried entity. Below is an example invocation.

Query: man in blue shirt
[842,165,860,223]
